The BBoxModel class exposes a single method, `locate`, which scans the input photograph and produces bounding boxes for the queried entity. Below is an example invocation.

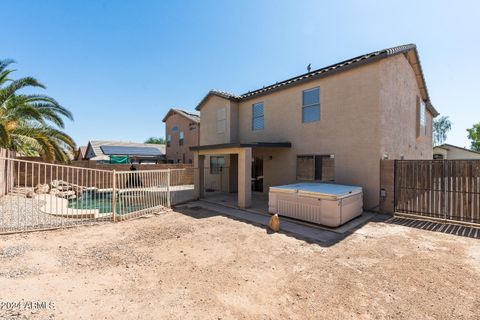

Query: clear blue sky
[2,0,479,148]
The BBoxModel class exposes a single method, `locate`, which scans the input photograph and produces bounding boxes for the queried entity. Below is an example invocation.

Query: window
[296,155,334,181]
[302,87,320,123]
[217,108,226,134]
[167,134,171,147]
[179,131,184,146]
[417,97,427,137]
[420,101,426,135]
[172,126,178,133]
[252,102,264,130]
[210,156,225,174]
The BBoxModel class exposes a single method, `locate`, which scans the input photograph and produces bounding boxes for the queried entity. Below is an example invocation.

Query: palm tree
[0,59,76,162]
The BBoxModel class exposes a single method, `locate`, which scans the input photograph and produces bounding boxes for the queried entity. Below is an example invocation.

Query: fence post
[167,169,171,208]
[112,170,117,222]
[443,161,448,221]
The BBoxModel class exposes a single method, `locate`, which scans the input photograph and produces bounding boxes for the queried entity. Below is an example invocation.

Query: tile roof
[195,44,438,116]
[162,108,200,123]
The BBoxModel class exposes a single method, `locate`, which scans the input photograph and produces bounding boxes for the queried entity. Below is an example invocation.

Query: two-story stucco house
[191,44,439,210]
[163,108,200,164]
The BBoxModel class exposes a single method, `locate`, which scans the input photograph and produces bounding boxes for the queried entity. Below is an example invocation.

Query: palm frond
[0,77,46,106]
[24,95,74,120]
[0,59,15,74]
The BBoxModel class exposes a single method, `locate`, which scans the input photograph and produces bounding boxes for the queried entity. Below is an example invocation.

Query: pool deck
[36,193,105,219]
[35,185,195,219]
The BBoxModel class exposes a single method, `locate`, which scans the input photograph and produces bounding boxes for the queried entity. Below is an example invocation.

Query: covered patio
[191,142,291,209]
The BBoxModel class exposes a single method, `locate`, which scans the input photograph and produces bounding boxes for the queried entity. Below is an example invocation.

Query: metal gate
[394,160,480,225]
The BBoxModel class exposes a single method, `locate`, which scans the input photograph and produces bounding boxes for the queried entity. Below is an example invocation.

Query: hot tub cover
[270,182,362,198]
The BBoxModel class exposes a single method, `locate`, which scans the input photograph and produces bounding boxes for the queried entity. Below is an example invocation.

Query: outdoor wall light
[269,156,273,160]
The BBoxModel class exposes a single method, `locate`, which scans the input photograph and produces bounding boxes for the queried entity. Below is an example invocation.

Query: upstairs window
[417,97,427,137]
[217,107,226,134]
[302,87,320,123]
[179,131,184,146]
[172,126,178,133]
[296,155,334,181]
[210,156,225,174]
[167,134,171,147]
[252,102,264,130]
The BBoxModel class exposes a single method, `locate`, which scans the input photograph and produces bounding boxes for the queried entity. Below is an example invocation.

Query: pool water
[68,191,147,214]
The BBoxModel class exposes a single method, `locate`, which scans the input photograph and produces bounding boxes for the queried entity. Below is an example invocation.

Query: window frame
[420,100,427,136]
[167,134,171,147]
[296,154,334,181]
[179,131,184,146]
[210,156,225,174]
[251,102,265,131]
[302,87,320,123]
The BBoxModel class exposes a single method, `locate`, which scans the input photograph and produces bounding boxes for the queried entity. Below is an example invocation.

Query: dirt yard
[0,207,479,319]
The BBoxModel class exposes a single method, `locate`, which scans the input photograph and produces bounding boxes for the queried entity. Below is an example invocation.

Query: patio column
[193,152,205,199]
[238,147,252,208]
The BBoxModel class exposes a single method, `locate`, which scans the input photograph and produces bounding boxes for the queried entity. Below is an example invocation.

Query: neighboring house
[433,144,480,160]
[191,44,439,210]
[84,140,166,163]
[162,108,200,164]
[74,146,88,160]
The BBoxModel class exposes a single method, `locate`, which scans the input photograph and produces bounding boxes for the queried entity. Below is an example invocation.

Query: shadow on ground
[385,216,480,239]
[173,204,381,247]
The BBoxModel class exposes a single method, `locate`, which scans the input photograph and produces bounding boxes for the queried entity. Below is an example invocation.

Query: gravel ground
[0,192,96,233]
[0,207,479,319]
[0,188,194,233]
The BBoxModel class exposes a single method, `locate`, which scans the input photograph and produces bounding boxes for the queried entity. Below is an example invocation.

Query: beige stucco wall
[199,96,239,145]
[238,61,382,208]
[379,54,433,160]
[165,113,199,163]
[198,53,434,210]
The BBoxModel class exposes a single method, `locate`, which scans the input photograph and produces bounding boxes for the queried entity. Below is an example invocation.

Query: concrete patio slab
[177,200,374,245]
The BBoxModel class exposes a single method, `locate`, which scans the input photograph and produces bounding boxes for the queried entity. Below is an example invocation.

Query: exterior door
[251,157,263,192]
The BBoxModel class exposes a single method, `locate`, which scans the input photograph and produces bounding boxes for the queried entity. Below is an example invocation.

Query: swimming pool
[68,191,148,214]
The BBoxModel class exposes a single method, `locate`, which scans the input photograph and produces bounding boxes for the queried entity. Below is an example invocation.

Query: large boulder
[34,184,50,194]
[57,185,72,191]
[57,190,76,200]
[51,180,70,189]
[49,188,60,196]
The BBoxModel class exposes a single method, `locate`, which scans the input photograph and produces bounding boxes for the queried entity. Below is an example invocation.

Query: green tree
[432,116,452,146]
[0,59,76,162]
[467,122,480,151]
[144,137,165,144]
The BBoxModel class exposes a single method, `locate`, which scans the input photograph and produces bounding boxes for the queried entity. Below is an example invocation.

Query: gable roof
[75,146,87,160]
[195,90,241,112]
[162,108,200,123]
[85,140,166,161]
[195,44,438,116]
[434,144,480,155]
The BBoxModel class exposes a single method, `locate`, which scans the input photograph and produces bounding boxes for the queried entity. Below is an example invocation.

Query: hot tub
[268,183,363,227]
